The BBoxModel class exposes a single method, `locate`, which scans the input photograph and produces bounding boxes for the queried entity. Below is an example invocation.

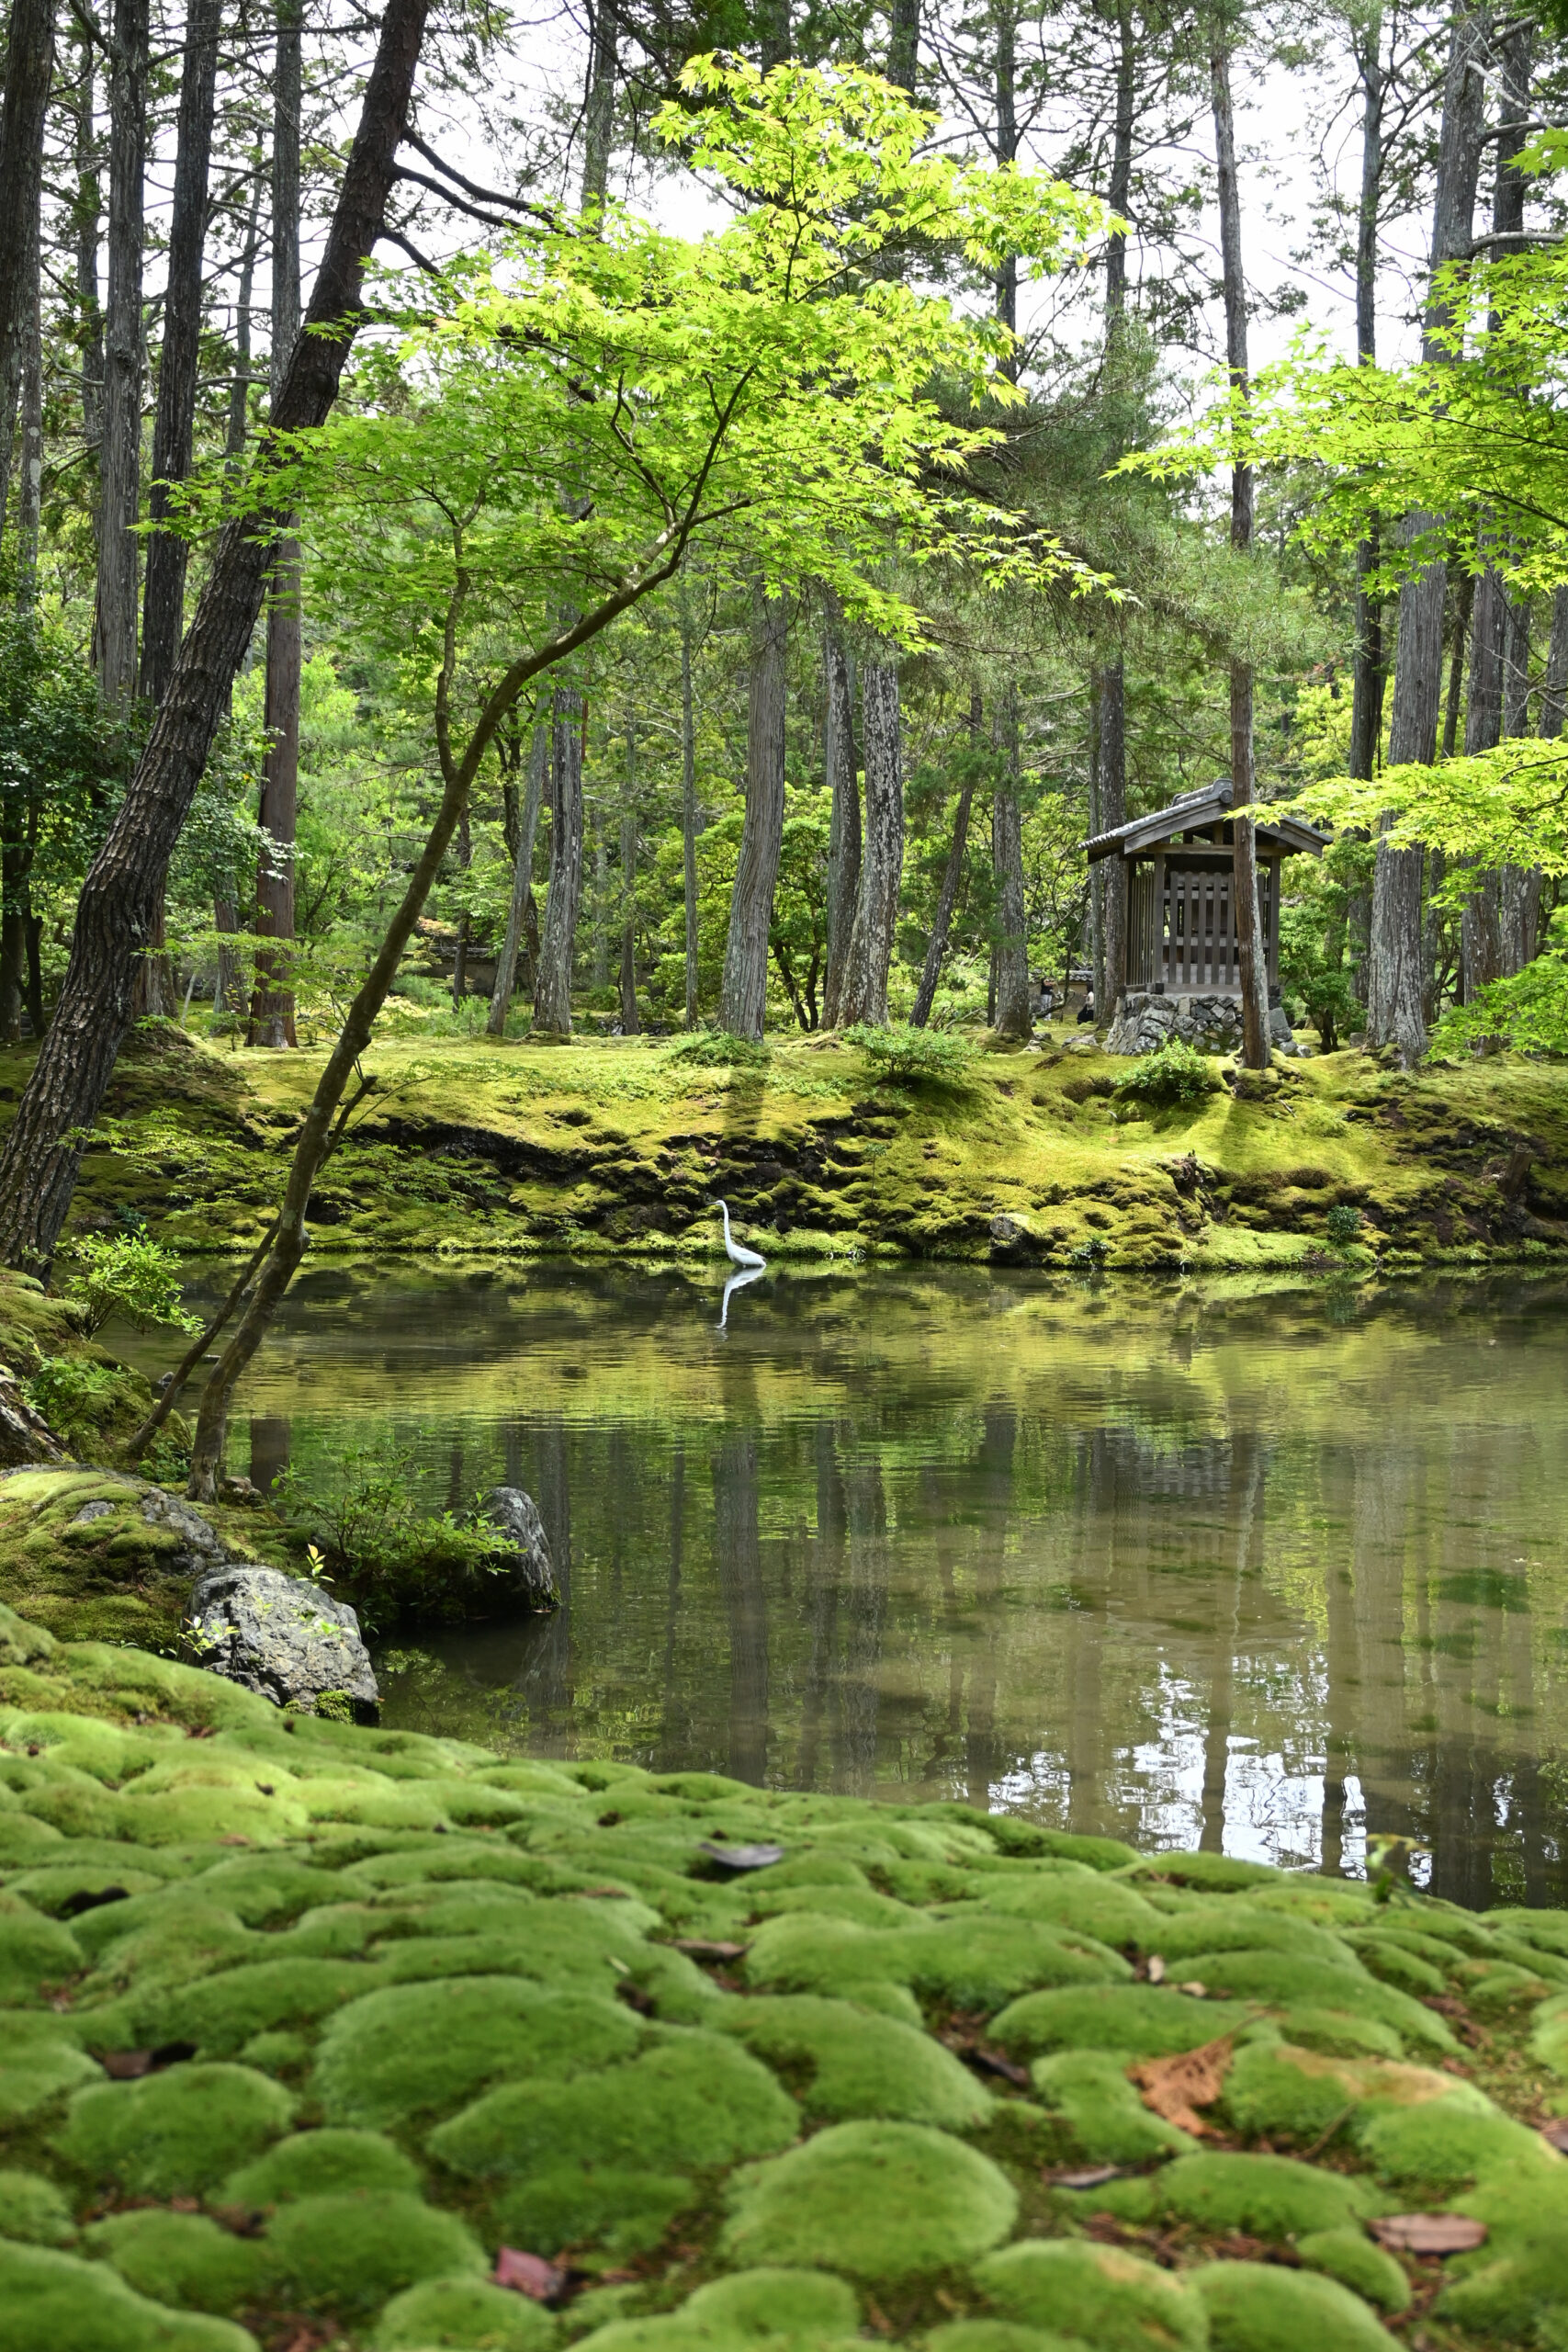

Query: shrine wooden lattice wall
[1125,859,1278,995]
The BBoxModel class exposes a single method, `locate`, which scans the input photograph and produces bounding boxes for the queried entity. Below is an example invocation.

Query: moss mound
[0,1601,1566,2346]
[718,2122,1017,2281]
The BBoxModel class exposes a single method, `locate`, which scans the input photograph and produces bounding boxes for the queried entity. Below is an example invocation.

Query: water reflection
[130,1263,1568,1904]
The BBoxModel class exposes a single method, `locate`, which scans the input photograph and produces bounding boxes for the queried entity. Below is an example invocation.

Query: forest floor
[2,1589,1568,2352]
[4,1023,1565,1278]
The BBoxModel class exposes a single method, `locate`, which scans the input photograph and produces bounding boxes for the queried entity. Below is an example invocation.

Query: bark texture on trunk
[0,0,432,1274]
[718,590,788,1042]
[618,733,639,1034]
[1541,588,1568,739]
[839,654,905,1027]
[17,207,41,590]
[1369,7,1489,1061]
[581,0,616,210]
[680,590,701,1029]
[533,685,585,1035]
[226,192,260,466]
[74,36,105,460]
[0,0,54,537]
[821,618,859,1028]
[910,686,979,1028]
[991,683,1031,1040]
[140,0,220,704]
[96,0,149,705]
[1348,7,1384,780]
[1097,660,1126,1011]
[250,0,304,1048]
[488,718,545,1034]
[1210,14,1270,1068]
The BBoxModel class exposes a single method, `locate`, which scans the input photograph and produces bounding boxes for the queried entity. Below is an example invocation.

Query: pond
[132,1261,1568,1906]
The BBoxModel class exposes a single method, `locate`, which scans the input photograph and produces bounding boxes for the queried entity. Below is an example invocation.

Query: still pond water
[139,1262,1568,1907]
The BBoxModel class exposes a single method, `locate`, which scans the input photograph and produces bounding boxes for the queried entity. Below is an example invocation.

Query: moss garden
[0,1600,1565,2351]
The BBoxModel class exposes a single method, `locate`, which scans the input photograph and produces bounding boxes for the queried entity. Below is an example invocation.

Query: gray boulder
[188,1563,379,1720]
[479,1487,558,1609]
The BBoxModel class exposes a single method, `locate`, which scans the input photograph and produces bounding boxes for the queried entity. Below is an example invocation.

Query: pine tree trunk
[1348,4,1384,786]
[1369,6,1488,1062]
[821,617,859,1027]
[910,687,979,1028]
[0,0,433,1274]
[16,157,43,595]
[250,0,303,1048]
[718,589,787,1042]
[680,584,701,1029]
[96,0,149,706]
[0,0,54,537]
[581,0,616,209]
[839,654,905,1027]
[488,718,545,1035]
[1097,660,1126,1012]
[226,192,260,467]
[991,683,1031,1040]
[139,0,220,703]
[73,34,105,466]
[533,687,585,1035]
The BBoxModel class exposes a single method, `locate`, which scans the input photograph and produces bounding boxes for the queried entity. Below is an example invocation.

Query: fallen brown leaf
[672,1939,750,1961]
[1128,2036,1235,2135]
[1368,2214,1488,2256]
[492,2247,566,2301]
[1540,2119,1568,2154]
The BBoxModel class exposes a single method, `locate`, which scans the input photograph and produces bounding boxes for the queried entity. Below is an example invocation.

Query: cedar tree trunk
[718,588,788,1041]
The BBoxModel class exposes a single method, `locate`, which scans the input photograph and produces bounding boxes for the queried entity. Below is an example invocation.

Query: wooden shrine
[1083,782,1327,1000]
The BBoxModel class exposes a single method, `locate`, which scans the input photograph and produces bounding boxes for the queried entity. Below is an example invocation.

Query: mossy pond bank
[4,1597,1568,2352]
[108,1260,1568,1910]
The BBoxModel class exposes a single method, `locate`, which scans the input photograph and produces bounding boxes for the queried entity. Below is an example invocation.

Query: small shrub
[1111,1037,1218,1110]
[846,1023,975,1085]
[60,1234,203,1340]
[1325,1203,1361,1249]
[666,1029,769,1069]
[23,1357,123,1452]
[274,1445,508,1630]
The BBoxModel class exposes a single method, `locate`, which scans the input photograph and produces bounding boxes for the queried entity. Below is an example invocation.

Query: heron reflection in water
[715,1199,766,1329]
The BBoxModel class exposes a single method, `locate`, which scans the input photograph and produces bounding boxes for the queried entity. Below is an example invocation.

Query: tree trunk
[718,588,787,1042]
[991,683,1031,1039]
[1348,5,1384,782]
[581,0,616,210]
[249,0,303,1048]
[680,581,701,1028]
[1540,588,1568,739]
[888,0,918,91]
[226,190,261,467]
[96,0,149,705]
[450,805,471,1007]
[1369,6,1489,1063]
[0,0,54,538]
[214,897,241,1021]
[1097,660,1126,1012]
[139,0,220,703]
[821,615,859,1027]
[1461,563,1505,994]
[839,653,905,1026]
[910,685,979,1028]
[73,32,105,461]
[618,727,639,1034]
[590,800,609,988]
[1210,12,1269,1069]
[1443,568,1474,757]
[16,154,42,595]
[533,685,585,1035]
[488,718,546,1035]
[0,0,433,1275]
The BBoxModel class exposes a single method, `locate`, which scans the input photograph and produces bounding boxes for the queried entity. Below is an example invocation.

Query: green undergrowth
[2,1023,1563,1274]
[2,1599,1568,2349]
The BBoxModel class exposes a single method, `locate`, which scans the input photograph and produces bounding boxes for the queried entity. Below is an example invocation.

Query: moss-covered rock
[1294,2227,1411,2313]
[220,2127,423,2205]
[570,2268,863,2352]
[54,2063,295,2197]
[991,1984,1242,2061]
[716,1994,994,2128]
[312,1974,643,2125]
[85,2210,276,2313]
[265,2189,488,2313]
[0,2008,102,2119]
[974,2238,1207,2352]
[1189,2261,1397,2351]
[1084,2150,1380,2239]
[0,2237,259,2352]
[717,2122,1017,2282]
[1030,2048,1197,2163]
[373,2274,560,2349]
[0,2165,75,2245]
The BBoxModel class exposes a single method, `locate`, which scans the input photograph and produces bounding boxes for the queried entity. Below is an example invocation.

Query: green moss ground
[2,1598,1568,2350]
[4,1023,1564,1273]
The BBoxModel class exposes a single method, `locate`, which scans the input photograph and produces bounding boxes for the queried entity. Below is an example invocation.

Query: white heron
[716,1199,766,1272]
[714,1200,766,1330]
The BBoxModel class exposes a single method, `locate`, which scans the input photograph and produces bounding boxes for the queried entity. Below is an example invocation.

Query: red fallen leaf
[1047,2165,1124,2188]
[672,1939,750,1960]
[1369,2214,1488,2256]
[1542,2119,1568,2154]
[493,2247,566,2301]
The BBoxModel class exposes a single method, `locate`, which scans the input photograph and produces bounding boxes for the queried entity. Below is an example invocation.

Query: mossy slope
[1,1600,1567,2348]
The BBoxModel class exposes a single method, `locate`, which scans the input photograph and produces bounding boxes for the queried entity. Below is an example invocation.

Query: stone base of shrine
[1105,989,1298,1057]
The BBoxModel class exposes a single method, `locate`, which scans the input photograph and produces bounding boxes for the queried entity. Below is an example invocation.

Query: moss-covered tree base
[2,1598,1568,2348]
[4,1028,1564,1275]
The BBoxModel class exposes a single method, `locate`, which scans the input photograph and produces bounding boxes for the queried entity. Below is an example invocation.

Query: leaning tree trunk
[1369,6,1488,1063]
[1211,11,1270,1070]
[910,686,979,1028]
[821,615,860,1028]
[0,0,433,1276]
[533,685,586,1035]
[96,0,149,707]
[139,0,220,702]
[839,653,905,1026]
[718,589,788,1042]
[250,0,304,1048]
[992,683,1031,1040]
[0,0,54,537]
